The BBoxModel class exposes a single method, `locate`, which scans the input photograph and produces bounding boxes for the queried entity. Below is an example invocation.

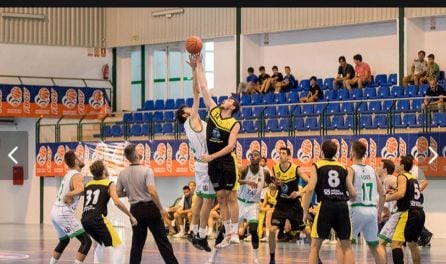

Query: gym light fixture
[2,12,46,20]
[151,8,184,18]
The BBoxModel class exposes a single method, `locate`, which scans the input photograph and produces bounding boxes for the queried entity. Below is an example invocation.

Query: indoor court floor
[0,224,443,263]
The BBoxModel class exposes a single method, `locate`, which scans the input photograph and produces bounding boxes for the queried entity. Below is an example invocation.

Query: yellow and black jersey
[82,179,112,220]
[397,172,423,211]
[273,163,300,206]
[266,189,278,207]
[206,106,239,159]
[314,159,349,202]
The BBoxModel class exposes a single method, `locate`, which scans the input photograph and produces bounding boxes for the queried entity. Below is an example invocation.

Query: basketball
[385,137,398,155]
[185,36,203,54]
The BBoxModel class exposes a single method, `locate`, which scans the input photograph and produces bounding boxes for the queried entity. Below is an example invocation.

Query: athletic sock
[253,248,258,258]
[230,223,239,235]
[210,248,219,262]
[223,220,231,235]
[191,224,199,235]
[94,243,105,263]
[199,227,207,239]
[50,257,58,264]
[112,244,125,264]
[392,248,404,264]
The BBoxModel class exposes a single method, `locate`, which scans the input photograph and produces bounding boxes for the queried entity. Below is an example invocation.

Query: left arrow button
[8,146,18,164]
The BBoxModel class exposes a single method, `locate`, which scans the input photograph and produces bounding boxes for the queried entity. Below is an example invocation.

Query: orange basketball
[185,36,203,54]
[417,137,429,154]
[301,139,313,155]
[386,138,398,155]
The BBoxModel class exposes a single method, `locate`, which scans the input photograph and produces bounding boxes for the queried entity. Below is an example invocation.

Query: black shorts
[81,216,121,247]
[403,207,425,243]
[311,200,350,240]
[271,203,305,232]
[209,155,238,192]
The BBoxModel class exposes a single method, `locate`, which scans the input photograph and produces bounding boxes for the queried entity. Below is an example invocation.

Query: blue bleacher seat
[218,96,228,104]
[374,74,388,86]
[103,125,112,137]
[185,98,193,107]
[377,86,390,98]
[288,92,299,103]
[411,99,423,111]
[305,117,319,130]
[324,90,337,101]
[143,112,153,122]
[418,85,429,96]
[393,114,403,128]
[263,93,275,104]
[241,107,253,119]
[337,89,349,100]
[175,98,186,108]
[144,100,155,110]
[276,93,287,104]
[324,78,335,90]
[356,102,368,113]
[130,124,142,136]
[264,106,277,117]
[302,104,314,115]
[368,101,382,112]
[122,112,133,123]
[391,86,404,97]
[252,94,263,105]
[317,79,323,89]
[111,125,123,137]
[299,91,308,98]
[240,95,251,106]
[252,107,264,118]
[198,110,207,120]
[433,112,446,127]
[388,73,397,85]
[341,102,354,113]
[243,120,257,133]
[364,87,377,99]
[164,111,175,122]
[279,118,290,131]
[396,100,410,111]
[439,70,445,81]
[153,112,163,122]
[165,99,175,109]
[199,97,206,108]
[153,123,162,134]
[295,118,306,131]
[345,116,354,129]
[211,96,218,104]
[133,112,143,123]
[331,116,345,129]
[351,89,363,99]
[402,114,416,128]
[405,85,417,97]
[155,99,165,110]
[416,114,425,128]
[291,105,301,116]
[374,115,387,128]
[360,115,373,129]
[277,106,290,117]
[163,123,174,134]
[299,79,311,91]
[327,102,341,114]
[314,103,327,115]
[142,124,149,136]
[320,117,331,129]
[266,119,281,132]
[383,100,395,112]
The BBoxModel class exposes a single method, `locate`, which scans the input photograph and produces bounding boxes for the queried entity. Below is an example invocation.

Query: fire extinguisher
[102,63,109,80]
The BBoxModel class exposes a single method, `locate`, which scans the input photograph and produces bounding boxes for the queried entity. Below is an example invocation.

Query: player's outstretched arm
[109,182,137,226]
[346,167,357,201]
[196,53,217,110]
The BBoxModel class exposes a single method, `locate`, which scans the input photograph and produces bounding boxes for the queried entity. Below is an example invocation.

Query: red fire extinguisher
[102,64,109,80]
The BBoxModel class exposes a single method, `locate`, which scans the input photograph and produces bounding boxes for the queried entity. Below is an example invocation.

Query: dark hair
[182,185,190,191]
[428,53,435,59]
[272,65,278,70]
[90,160,105,180]
[381,159,395,175]
[64,150,77,168]
[230,96,240,115]
[338,56,346,62]
[351,140,367,159]
[248,67,254,73]
[400,155,413,172]
[261,156,268,162]
[418,50,426,56]
[259,66,265,71]
[279,147,291,156]
[124,144,138,163]
[176,104,188,124]
[285,66,290,71]
[353,54,362,62]
[322,140,337,159]
[310,76,317,82]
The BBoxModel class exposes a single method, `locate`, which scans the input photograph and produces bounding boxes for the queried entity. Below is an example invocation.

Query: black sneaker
[269,260,276,264]
[195,236,212,252]
[278,233,290,242]
[186,231,194,243]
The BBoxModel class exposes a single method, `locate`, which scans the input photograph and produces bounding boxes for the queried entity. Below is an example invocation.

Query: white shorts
[51,205,85,240]
[379,211,402,244]
[195,162,216,199]
[350,206,378,246]
[238,200,259,223]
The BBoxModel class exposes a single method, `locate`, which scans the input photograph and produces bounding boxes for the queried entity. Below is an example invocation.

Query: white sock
[50,257,58,264]
[199,227,207,238]
[253,248,258,258]
[74,260,83,264]
[230,223,238,235]
[112,244,125,264]
[180,224,185,234]
[94,243,105,263]
[210,247,219,262]
[191,224,199,235]
[223,220,231,235]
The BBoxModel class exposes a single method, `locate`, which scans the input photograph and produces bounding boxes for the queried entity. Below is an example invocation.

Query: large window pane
[131,49,141,81]
[154,82,166,100]
[169,50,183,99]
[153,49,167,100]
[131,83,141,110]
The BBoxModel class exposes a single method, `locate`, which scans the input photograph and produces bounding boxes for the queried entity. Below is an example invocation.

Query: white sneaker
[207,258,215,264]
[260,236,268,242]
[244,235,252,242]
[230,233,240,244]
[216,236,232,249]
[173,231,185,238]
[253,258,259,264]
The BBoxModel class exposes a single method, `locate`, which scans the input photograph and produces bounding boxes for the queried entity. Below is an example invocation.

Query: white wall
[243,22,398,82]
[241,34,264,82]
[213,36,237,97]
[116,47,132,111]
[406,18,426,75]
[423,16,446,72]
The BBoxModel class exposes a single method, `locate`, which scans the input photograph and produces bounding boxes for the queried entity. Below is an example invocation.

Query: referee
[117,144,178,264]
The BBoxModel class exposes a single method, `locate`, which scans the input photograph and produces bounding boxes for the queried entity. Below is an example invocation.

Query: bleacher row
[100,73,446,138]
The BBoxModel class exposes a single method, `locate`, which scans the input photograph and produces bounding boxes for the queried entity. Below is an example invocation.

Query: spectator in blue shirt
[236,67,259,95]
[274,66,296,94]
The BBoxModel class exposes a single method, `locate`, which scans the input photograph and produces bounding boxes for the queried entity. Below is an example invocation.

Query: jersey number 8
[328,170,340,188]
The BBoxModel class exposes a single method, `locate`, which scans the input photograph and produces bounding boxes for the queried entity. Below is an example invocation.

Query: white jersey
[383,174,397,213]
[350,164,378,207]
[54,169,81,210]
[184,118,208,165]
[238,166,265,203]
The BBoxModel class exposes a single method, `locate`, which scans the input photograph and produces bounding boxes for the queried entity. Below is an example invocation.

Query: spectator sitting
[423,78,445,111]
[274,66,296,94]
[256,66,270,94]
[173,185,194,238]
[402,50,427,88]
[345,54,371,91]
[420,54,440,84]
[333,56,355,89]
[300,76,322,103]
[237,67,259,95]
[260,65,283,94]
[164,196,183,236]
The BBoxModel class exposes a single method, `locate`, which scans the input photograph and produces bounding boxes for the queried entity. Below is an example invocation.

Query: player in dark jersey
[302,140,356,264]
[268,147,307,264]
[195,53,242,250]
[81,160,137,264]
[385,156,425,264]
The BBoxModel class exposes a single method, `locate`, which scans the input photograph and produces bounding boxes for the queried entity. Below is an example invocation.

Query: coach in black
[117,144,178,264]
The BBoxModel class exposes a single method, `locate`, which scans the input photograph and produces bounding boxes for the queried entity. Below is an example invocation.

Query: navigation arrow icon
[428,147,438,165]
[8,146,18,164]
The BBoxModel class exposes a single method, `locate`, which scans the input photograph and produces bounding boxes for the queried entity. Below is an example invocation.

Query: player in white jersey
[208,150,270,264]
[347,141,386,264]
[49,150,92,264]
[176,53,215,252]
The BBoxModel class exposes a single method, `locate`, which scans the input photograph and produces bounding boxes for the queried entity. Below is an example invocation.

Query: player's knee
[54,237,70,253]
[76,232,92,255]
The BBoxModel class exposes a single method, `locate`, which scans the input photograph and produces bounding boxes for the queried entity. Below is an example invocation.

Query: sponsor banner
[36,133,446,177]
[0,85,110,118]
